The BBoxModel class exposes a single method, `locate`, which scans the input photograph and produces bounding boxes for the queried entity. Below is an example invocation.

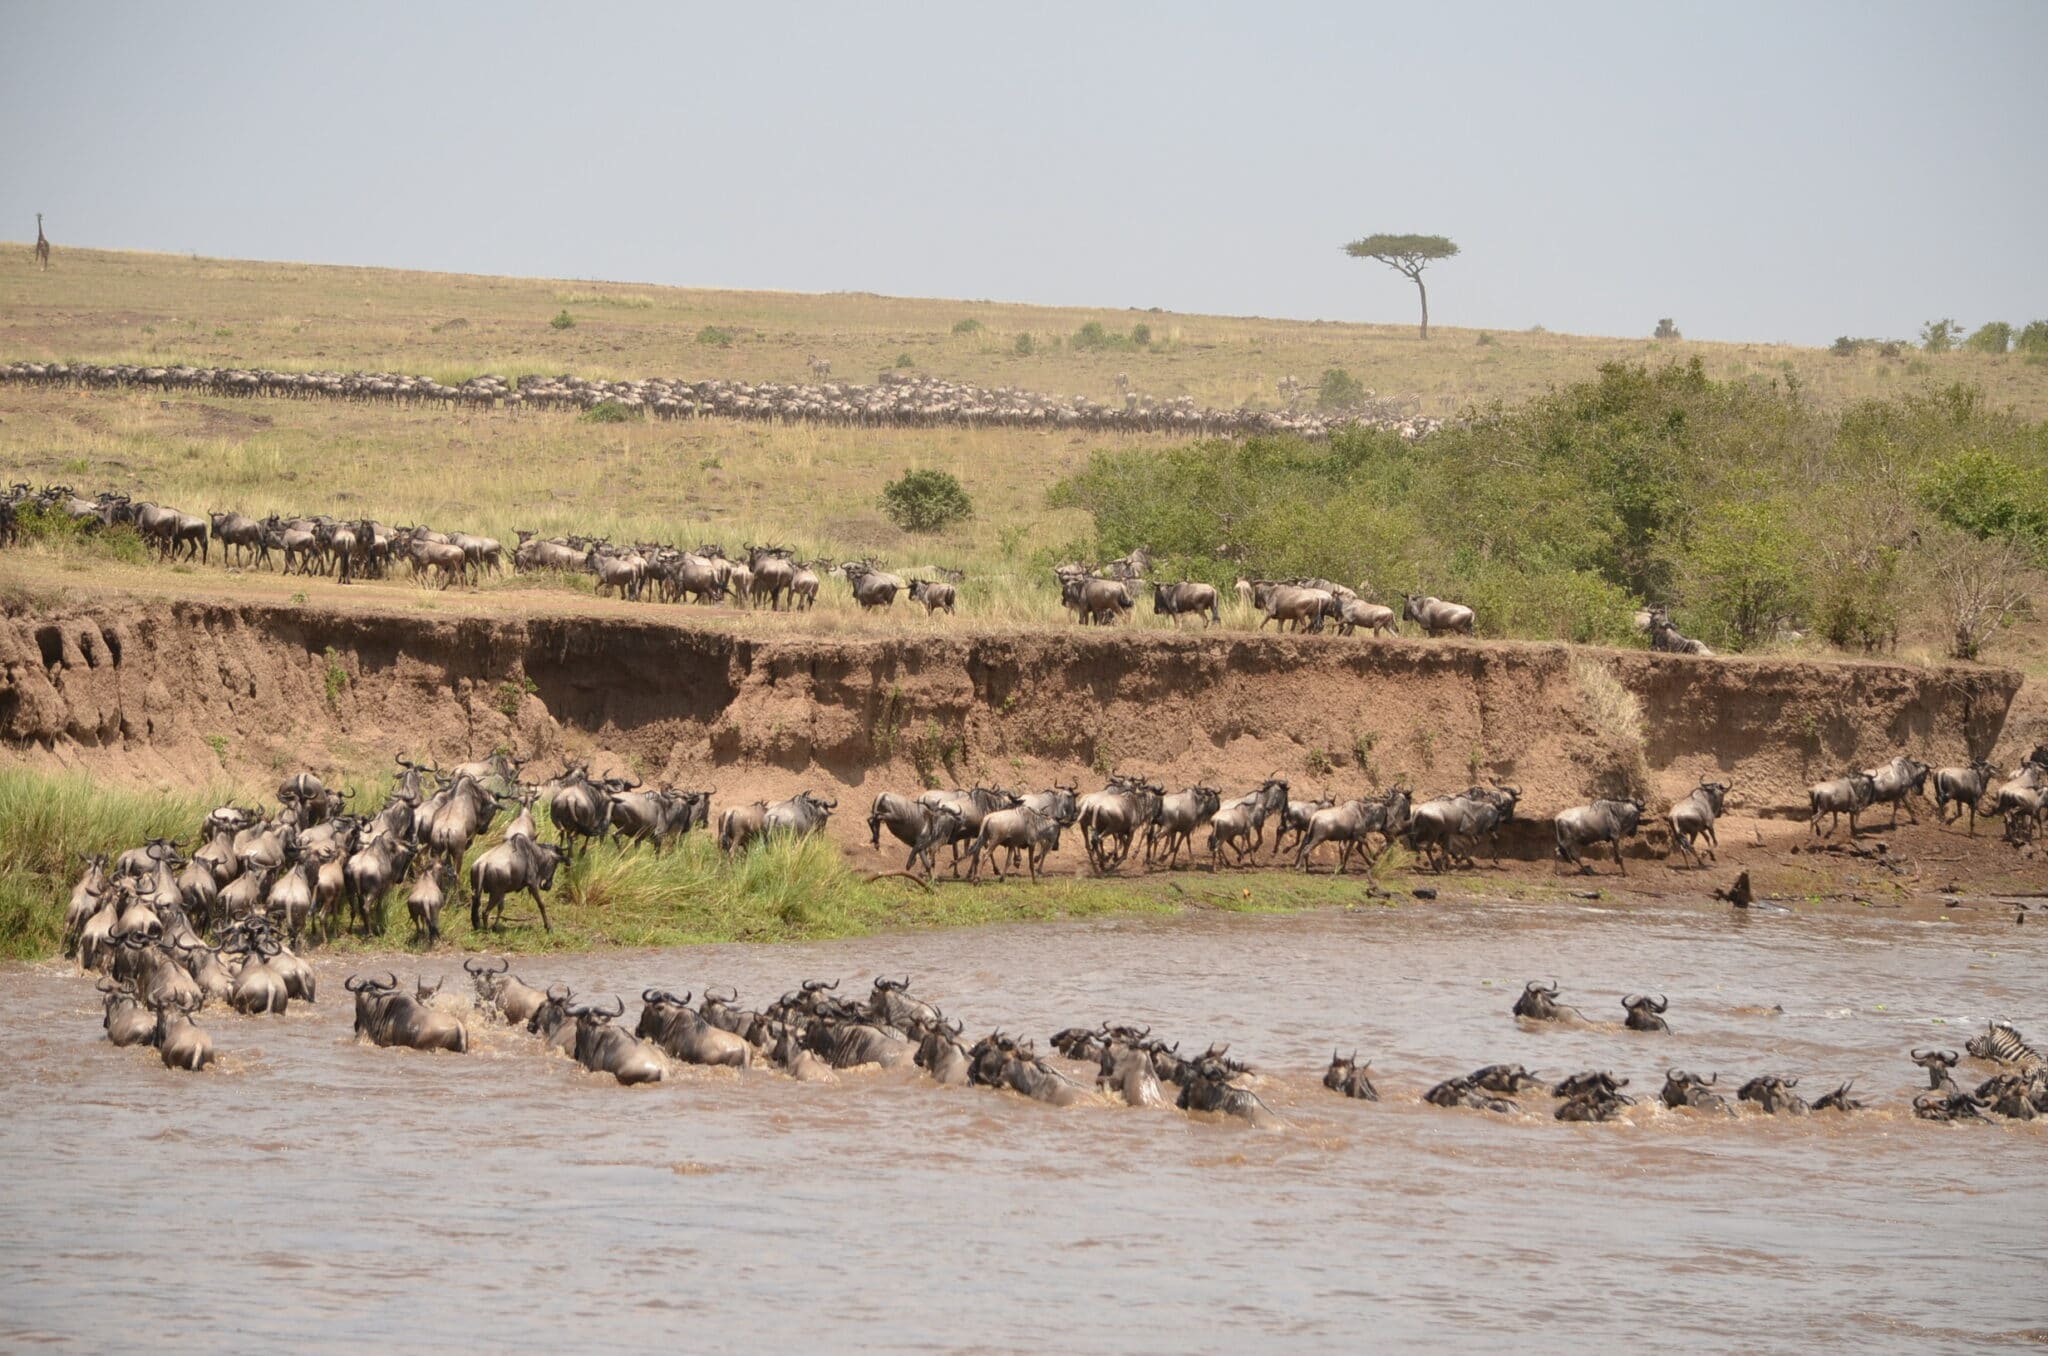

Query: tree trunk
[1413,271,1430,340]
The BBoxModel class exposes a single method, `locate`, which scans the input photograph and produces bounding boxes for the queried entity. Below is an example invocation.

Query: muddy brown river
[2,895,2042,1353]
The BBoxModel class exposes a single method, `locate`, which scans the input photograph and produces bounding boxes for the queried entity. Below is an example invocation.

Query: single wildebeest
[1323,1051,1379,1101]
[609,786,712,852]
[465,956,550,1025]
[1812,1080,1868,1113]
[1146,785,1221,868]
[1807,770,1878,838]
[1648,613,1712,655]
[1556,1090,1631,1122]
[1554,798,1646,875]
[1152,581,1221,628]
[763,792,836,841]
[1270,794,1334,858]
[1061,573,1132,625]
[1253,581,1336,634]
[867,975,941,1033]
[100,979,156,1047]
[406,861,454,945]
[1551,1071,1632,1103]
[1512,978,1582,1022]
[1932,759,1997,834]
[345,972,468,1053]
[1074,777,1165,873]
[1861,755,1931,826]
[1667,781,1731,868]
[967,806,1070,882]
[1914,1091,1988,1123]
[1973,1074,2039,1120]
[468,836,571,932]
[907,578,957,617]
[1207,778,1290,866]
[1660,1070,1732,1115]
[1406,786,1519,872]
[1294,790,1410,874]
[1401,594,1475,637]
[913,1017,973,1087]
[151,997,216,1072]
[1737,1074,1809,1116]
[717,801,767,854]
[1423,1076,1518,1115]
[1912,1047,1962,1093]
[868,792,952,873]
[1622,993,1670,1032]
[1176,1056,1279,1126]
[1469,1064,1546,1096]
[568,997,666,1085]
[1335,598,1398,637]
[636,990,754,1068]
[1098,1040,1167,1107]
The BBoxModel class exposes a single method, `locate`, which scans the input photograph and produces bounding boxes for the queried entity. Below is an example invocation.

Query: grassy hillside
[1,246,2044,673]
[7,246,2048,418]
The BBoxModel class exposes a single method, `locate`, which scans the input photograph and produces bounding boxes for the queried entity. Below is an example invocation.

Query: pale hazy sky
[3,1,2043,344]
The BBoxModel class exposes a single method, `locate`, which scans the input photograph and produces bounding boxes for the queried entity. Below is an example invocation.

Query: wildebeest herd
[56,739,2046,1132]
[80,937,2048,1133]
[0,360,1443,440]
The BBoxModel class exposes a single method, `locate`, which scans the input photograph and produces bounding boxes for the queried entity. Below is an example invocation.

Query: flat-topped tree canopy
[1343,233,1460,339]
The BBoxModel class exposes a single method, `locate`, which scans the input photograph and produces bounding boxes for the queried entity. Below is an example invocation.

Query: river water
[2,895,2041,1353]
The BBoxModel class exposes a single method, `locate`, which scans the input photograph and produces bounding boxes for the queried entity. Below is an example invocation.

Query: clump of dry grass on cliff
[1569,654,1652,801]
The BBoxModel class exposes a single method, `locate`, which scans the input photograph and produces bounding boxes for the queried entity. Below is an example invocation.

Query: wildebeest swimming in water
[1622,994,1670,1033]
[1423,1076,1518,1115]
[1737,1075,1808,1116]
[1660,1070,1732,1115]
[1323,1051,1379,1101]
[1512,979,1583,1023]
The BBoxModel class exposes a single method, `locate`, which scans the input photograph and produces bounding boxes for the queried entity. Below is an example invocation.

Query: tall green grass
[0,769,224,958]
[2,767,1360,960]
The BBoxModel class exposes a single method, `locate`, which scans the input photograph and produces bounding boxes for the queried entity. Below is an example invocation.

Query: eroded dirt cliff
[0,599,2025,821]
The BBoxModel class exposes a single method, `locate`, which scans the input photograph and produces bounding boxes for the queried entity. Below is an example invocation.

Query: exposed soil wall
[0,600,2025,831]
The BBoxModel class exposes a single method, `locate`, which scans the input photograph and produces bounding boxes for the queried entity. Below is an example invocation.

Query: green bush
[696,325,736,347]
[549,310,575,330]
[952,318,982,334]
[1829,336,1862,357]
[1318,368,1366,410]
[894,352,915,368]
[1920,318,1961,353]
[581,399,637,423]
[1012,333,1035,357]
[1965,321,2012,355]
[2016,320,2048,355]
[12,505,149,564]
[879,468,974,533]
[1681,497,1808,650]
[1130,323,1152,348]
[1072,321,1114,352]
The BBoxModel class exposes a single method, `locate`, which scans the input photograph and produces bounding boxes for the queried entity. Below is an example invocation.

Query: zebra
[1965,1020,2043,1070]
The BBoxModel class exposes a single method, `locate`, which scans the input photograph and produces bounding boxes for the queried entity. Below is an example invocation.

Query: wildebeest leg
[1612,837,1627,876]
[526,883,552,933]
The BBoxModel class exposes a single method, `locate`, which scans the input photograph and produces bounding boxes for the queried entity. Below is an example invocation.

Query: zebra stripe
[1965,1021,2043,1070]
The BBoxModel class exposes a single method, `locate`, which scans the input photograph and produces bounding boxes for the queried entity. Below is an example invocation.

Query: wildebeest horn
[546,982,570,1001]
[602,995,624,1017]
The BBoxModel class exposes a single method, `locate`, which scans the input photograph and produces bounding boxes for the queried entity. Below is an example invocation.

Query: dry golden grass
[7,246,2048,418]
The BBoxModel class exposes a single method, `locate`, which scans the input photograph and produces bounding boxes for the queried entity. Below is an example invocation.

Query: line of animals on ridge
[0,360,1442,440]
[4,483,1725,648]
[80,938,2048,1132]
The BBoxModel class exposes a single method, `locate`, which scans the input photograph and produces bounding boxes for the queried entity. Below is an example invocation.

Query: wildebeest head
[1660,1069,1729,1113]
[1552,1070,1630,1101]
[1812,1080,1867,1113]
[1513,979,1575,1022]
[1737,1074,1809,1116]
[1324,1050,1378,1101]
[1622,993,1670,1033]
[1912,1047,1962,1091]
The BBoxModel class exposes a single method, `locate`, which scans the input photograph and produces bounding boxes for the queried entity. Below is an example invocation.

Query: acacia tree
[1343,233,1459,339]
